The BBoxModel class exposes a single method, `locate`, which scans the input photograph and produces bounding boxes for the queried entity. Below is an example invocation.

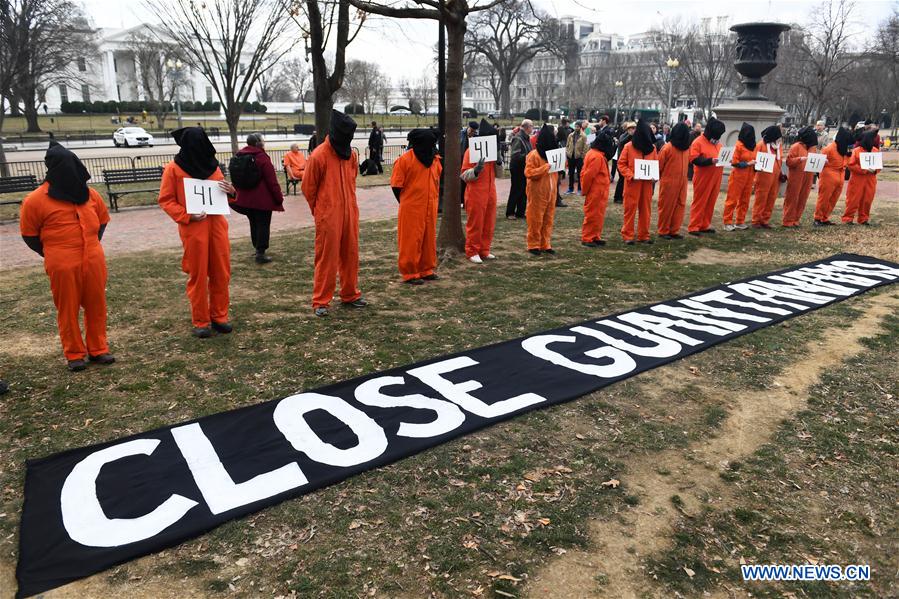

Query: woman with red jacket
[231,133,285,263]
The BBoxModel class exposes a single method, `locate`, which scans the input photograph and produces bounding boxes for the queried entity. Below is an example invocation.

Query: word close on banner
[184,178,230,215]
[14,255,899,598]
[468,135,498,163]
[546,148,566,173]
[716,146,734,167]
[755,152,776,173]
[634,159,660,181]
[859,152,883,171]
[804,153,826,174]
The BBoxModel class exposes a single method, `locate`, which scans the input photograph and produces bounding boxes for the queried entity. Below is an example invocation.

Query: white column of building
[104,50,119,101]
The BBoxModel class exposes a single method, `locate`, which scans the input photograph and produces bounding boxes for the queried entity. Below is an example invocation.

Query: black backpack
[229,153,262,189]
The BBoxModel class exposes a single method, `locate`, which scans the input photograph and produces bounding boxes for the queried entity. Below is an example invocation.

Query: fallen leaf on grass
[536,518,551,526]
[683,566,695,578]
[348,520,363,530]
[601,479,620,488]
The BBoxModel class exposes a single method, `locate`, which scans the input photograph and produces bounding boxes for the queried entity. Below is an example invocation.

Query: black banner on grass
[16,253,899,597]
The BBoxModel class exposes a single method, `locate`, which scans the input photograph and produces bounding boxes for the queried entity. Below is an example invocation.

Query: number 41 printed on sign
[184,178,230,215]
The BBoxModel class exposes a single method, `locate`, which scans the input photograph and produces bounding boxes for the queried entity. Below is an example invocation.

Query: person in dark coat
[505,119,534,219]
[231,133,284,264]
[368,121,385,174]
[308,130,319,153]
[613,121,636,203]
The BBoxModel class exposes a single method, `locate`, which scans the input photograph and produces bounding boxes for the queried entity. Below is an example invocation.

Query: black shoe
[822,220,835,226]
[760,224,772,229]
[404,278,424,285]
[556,201,568,207]
[67,359,87,372]
[0,380,7,395]
[843,221,854,225]
[581,241,599,247]
[670,233,683,239]
[594,239,606,246]
[861,221,871,226]
[343,298,368,308]
[211,321,233,334]
[422,273,440,280]
[542,248,556,254]
[255,253,273,264]
[613,199,623,204]
[688,231,702,237]
[314,306,329,317]
[701,228,716,234]
[192,327,212,338]
[639,239,654,244]
[660,234,673,240]
[813,220,825,227]
[625,240,635,245]
[89,353,116,365]
[528,249,541,256]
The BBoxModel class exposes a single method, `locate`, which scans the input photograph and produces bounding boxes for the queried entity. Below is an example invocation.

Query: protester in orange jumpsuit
[391,129,441,283]
[525,124,560,255]
[20,142,115,371]
[302,110,366,316]
[687,117,725,235]
[580,129,615,246]
[813,127,853,226]
[781,126,818,228]
[721,123,757,231]
[158,127,235,338]
[656,122,691,239]
[461,119,498,264]
[618,119,658,245]
[842,130,881,225]
[282,143,306,191]
[750,125,783,229]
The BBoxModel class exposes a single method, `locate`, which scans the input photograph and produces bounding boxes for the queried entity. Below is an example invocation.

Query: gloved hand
[473,156,486,176]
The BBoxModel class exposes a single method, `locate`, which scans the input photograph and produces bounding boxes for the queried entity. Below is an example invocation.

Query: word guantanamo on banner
[16,254,899,597]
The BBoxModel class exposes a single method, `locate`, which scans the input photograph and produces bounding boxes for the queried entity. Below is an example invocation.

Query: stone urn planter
[731,22,791,101]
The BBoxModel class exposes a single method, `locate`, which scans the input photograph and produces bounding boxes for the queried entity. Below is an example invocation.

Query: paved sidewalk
[0,178,515,271]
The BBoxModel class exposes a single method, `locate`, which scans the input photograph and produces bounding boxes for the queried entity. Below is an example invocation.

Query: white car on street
[113,127,154,147]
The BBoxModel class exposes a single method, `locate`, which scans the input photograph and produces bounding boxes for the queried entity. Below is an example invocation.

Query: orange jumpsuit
[722,142,756,226]
[283,151,307,181]
[525,150,558,250]
[781,142,816,227]
[580,148,610,242]
[158,163,230,328]
[20,184,111,361]
[687,135,723,232]
[391,149,441,279]
[656,143,689,236]
[618,142,658,242]
[750,141,782,226]
[842,146,880,224]
[302,138,362,308]
[461,148,497,259]
[813,143,848,222]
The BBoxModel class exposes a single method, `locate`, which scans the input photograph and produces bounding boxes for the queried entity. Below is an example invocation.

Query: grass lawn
[0,187,897,597]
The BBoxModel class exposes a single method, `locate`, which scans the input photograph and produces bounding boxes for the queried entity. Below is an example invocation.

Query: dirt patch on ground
[525,292,898,599]
[679,247,767,266]
[0,331,58,358]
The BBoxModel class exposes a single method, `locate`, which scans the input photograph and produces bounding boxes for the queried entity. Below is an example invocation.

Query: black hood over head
[859,130,877,152]
[761,125,782,144]
[478,118,497,138]
[737,122,756,149]
[669,122,691,151]
[407,128,438,167]
[703,117,725,142]
[329,110,357,160]
[834,127,853,156]
[797,126,818,149]
[172,127,218,179]
[631,119,655,155]
[536,124,556,159]
[44,141,91,204]
[591,129,616,160]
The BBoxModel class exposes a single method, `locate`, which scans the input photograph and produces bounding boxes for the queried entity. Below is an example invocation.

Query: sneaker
[723,224,736,232]
[565,190,574,195]
[813,220,825,227]
[342,298,368,308]
[506,215,516,220]
[211,321,233,334]
[255,253,273,264]
[822,220,835,226]
[422,273,440,280]
[314,306,329,317]
[735,224,749,230]
[469,255,483,264]
[67,359,87,372]
[484,254,497,260]
[528,249,541,256]
[192,327,212,338]
[89,353,116,365]
[542,248,556,255]
[405,278,424,285]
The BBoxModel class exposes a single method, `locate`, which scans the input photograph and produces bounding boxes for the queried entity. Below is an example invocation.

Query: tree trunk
[436,19,466,255]
[500,77,512,119]
[24,104,42,133]
[226,105,240,153]
[313,80,333,142]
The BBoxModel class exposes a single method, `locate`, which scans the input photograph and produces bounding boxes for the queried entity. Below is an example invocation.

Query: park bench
[101,166,164,212]
[0,174,39,206]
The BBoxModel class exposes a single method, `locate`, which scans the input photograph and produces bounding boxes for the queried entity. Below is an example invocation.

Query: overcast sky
[81,0,897,82]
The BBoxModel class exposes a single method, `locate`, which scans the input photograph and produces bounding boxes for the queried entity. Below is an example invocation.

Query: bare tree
[125,32,186,129]
[347,0,505,256]
[372,72,392,115]
[257,63,294,103]
[399,77,418,113]
[465,54,502,111]
[464,0,562,118]
[289,0,365,139]
[872,7,898,135]
[151,0,292,151]
[414,69,436,114]
[279,56,312,105]
[677,20,737,120]
[341,59,385,113]
[6,0,95,133]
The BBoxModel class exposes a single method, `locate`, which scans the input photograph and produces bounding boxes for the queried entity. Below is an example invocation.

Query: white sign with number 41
[546,148,567,173]
[633,159,660,181]
[716,146,734,167]
[184,178,230,215]
[754,152,775,173]
[804,153,826,173]
[859,152,882,171]
[468,135,498,163]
